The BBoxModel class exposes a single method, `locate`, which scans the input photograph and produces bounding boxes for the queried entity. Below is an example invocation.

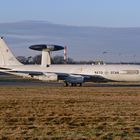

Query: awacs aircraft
[0,37,140,86]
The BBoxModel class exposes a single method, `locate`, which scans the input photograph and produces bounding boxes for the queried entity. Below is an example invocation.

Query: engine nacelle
[37,73,58,81]
[65,75,84,84]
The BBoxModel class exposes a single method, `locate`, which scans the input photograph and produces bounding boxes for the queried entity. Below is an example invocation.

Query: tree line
[17,55,140,65]
[16,55,103,64]
[17,55,74,64]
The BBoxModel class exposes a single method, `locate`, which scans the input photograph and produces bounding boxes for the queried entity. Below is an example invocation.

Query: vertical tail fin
[0,37,22,66]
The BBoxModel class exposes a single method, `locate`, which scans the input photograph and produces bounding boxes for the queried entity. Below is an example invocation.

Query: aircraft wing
[0,69,111,82]
[9,70,67,77]
[10,70,44,76]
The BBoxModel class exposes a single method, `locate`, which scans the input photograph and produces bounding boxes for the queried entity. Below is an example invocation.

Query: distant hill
[0,20,140,62]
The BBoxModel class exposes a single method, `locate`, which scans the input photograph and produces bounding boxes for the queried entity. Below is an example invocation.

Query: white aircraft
[0,37,140,86]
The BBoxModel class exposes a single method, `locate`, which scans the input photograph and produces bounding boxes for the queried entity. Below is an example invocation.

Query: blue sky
[1,0,140,27]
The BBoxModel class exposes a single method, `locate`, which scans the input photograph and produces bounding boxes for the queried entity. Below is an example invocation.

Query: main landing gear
[64,82,82,87]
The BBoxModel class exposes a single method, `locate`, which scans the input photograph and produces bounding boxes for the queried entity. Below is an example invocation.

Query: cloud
[1,20,140,62]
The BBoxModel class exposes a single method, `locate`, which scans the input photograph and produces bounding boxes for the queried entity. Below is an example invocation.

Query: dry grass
[0,86,140,139]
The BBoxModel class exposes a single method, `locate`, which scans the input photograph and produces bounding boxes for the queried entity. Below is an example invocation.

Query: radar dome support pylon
[29,44,64,67]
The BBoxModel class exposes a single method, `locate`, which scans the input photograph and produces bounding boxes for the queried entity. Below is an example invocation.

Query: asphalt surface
[0,73,140,87]
[0,80,139,87]
[0,81,62,86]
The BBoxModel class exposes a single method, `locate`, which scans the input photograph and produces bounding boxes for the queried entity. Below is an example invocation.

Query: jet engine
[37,73,58,81]
[65,75,84,86]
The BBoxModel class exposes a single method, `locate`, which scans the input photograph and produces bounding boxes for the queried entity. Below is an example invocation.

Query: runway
[0,73,140,87]
[0,80,140,87]
[0,81,62,86]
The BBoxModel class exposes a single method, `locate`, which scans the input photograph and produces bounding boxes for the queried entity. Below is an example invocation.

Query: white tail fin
[0,37,22,66]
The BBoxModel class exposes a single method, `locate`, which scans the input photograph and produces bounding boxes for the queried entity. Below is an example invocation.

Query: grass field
[0,86,140,139]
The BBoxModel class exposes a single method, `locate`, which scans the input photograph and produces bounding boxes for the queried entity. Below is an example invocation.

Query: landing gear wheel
[71,83,74,86]
[71,83,77,86]
[64,82,69,87]
[79,83,82,86]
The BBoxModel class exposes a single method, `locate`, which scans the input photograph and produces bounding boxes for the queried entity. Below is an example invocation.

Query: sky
[0,0,140,62]
[0,0,140,27]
